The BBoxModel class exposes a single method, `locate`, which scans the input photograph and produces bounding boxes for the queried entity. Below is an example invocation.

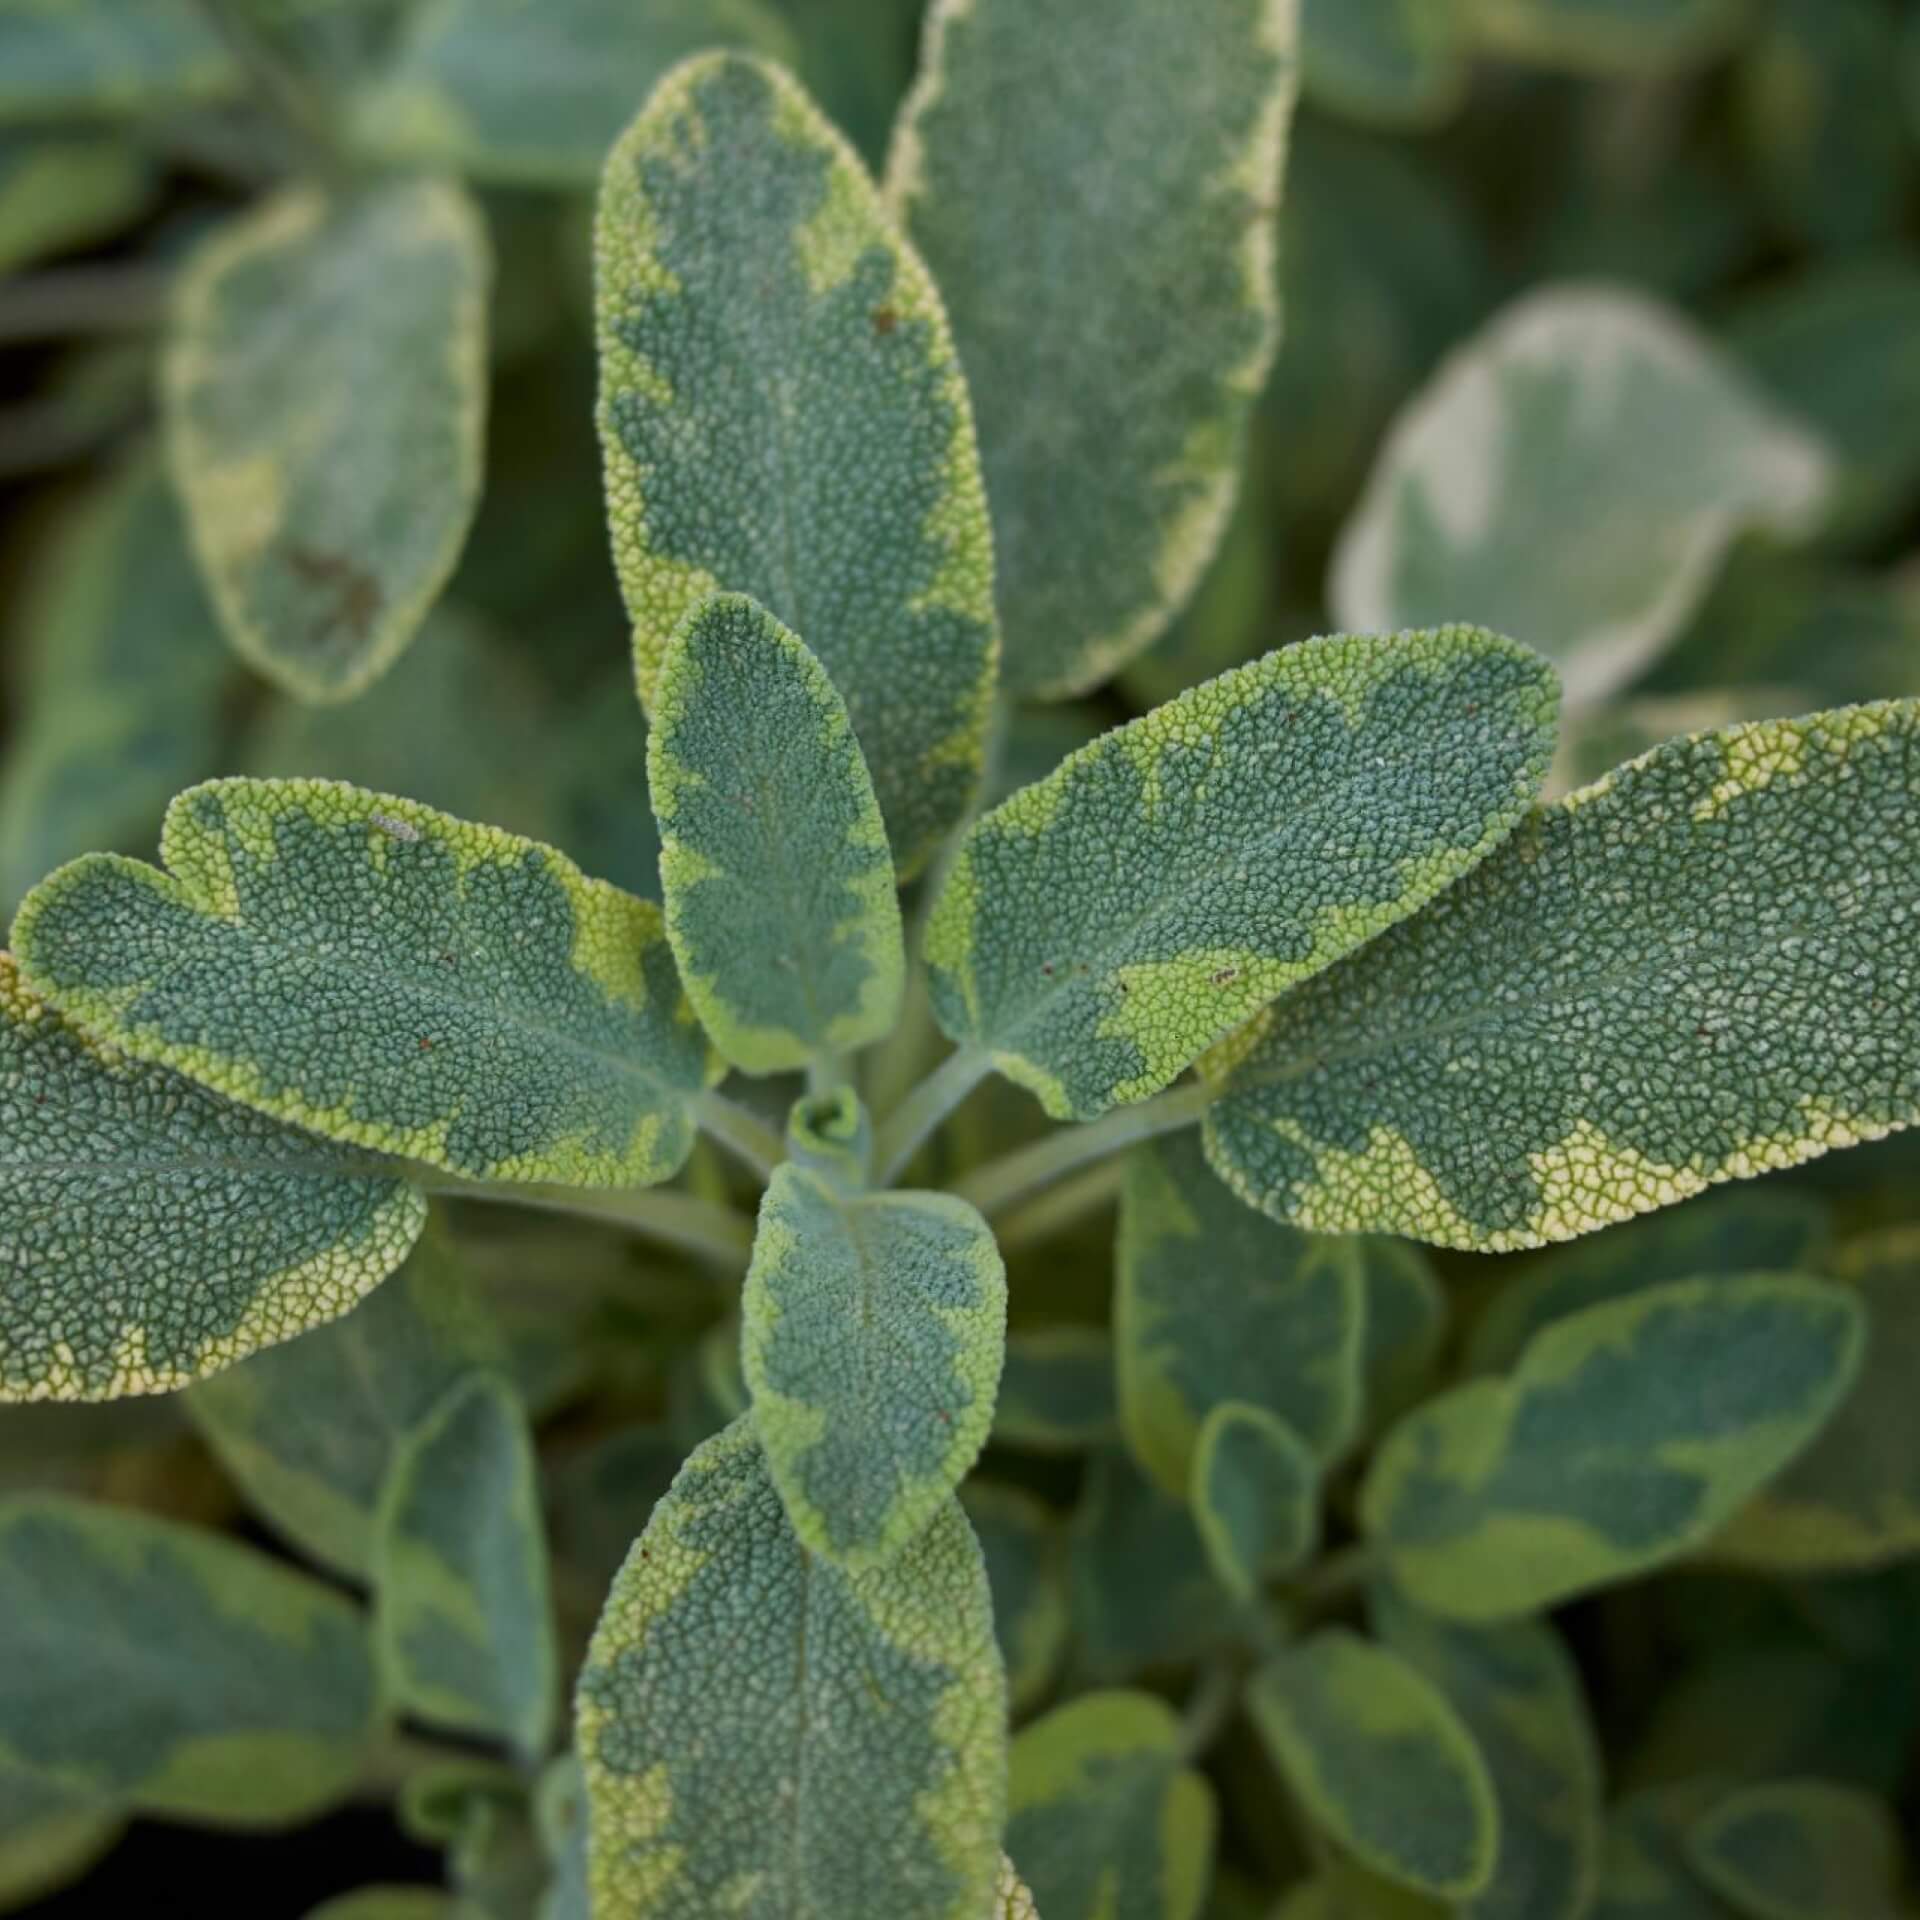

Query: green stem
[418,1175,753,1269]
[993,1159,1127,1253]
[950,1080,1211,1219]
[694,1090,784,1182]
[873,1047,990,1185]
[1177,1654,1242,1763]
[196,0,342,175]
[1283,1542,1379,1617]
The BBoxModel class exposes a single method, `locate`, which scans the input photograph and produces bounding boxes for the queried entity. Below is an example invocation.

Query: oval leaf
[1685,1779,1905,1920]
[649,594,904,1073]
[963,1482,1070,1715]
[597,51,997,878]
[889,0,1296,697]
[1303,0,1466,128]
[926,628,1559,1122]
[13,778,712,1189]
[0,1762,120,1914]
[1190,1402,1319,1601]
[1360,1275,1866,1621]
[163,177,488,703]
[1206,701,1920,1248]
[577,1416,1005,1920]
[994,1328,1119,1456]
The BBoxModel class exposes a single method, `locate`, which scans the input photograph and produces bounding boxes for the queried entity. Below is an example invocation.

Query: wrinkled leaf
[1190,1402,1319,1601]
[1685,1779,1905,1920]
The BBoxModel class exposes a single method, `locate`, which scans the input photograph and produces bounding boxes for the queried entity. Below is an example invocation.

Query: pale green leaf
[743,1162,1005,1566]
[649,594,904,1074]
[597,51,997,879]
[1302,0,1465,128]
[1249,1629,1498,1900]
[0,1761,119,1916]
[993,1328,1119,1455]
[1333,288,1829,710]
[927,628,1558,1123]
[0,134,150,272]
[889,0,1296,697]
[962,1482,1069,1716]
[1190,1403,1318,1601]
[13,777,712,1188]
[163,176,489,704]
[1465,0,1745,72]
[1685,1779,1905,1920]
[1360,1275,1866,1621]
[577,1416,1005,1920]
[304,1893,458,1920]
[991,1854,1042,1920]
[0,0,234,120]
[1008,1691,1215,1920]
[1205,703,1920,1249]
[1371,1582,1603,1920]
[1117,1131,1366,1496]
[0,1495,381,1824]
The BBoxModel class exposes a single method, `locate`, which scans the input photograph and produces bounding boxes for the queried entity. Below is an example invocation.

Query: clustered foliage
[2,2,1920,1918]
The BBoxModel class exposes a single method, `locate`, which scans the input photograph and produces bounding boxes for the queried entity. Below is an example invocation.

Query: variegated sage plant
[2,4,1919,1920]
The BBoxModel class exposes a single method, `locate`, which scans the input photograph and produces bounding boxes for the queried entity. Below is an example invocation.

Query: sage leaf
[0,1762,119,1913]
[1191,1403,1319,1601]
[1205,702,1920,1248]
[1685,1779,1905,1920]
[597,52,997,878]
[926,628,1558,1122]
[1249,1629,1499,1900]
[743,1163,1006,1566]
[374,1373,556,1759]
[0,134,151,273]
[889,0,1297,697]
[1467,0,1745,73]
[0,953,424,1402]
[963,1482,1070,1716]
[577,1416,1005,1920]
[0,1495,381,1824]
[0,0,234,121]
[994,1328,1119,1455]
[1007,1690,1216,1920]
[1332,288,1829,708]
[1117,1131,1367,1496]
[649,594,904,1074]
[1593,1787,1730,1920]
[163,176,489,703]
[1302,0,1466,128]
[305,1893,458,1920]
[13,778,712,1189]
[1357,1238,1448,1435]
[991,1855,1042,1920]
[1360,1275,1866,1621]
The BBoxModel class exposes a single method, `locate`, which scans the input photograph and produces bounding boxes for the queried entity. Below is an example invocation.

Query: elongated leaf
[0,1,234,120]
[1249,1630,1498,1899]
[1008,1691,1215,1920]
[1206,703,1920,1248]
[889,0,1296,697]
[0,1495,381,1823]
[0,134,150,272]
[1302,0,1465,127]
[743,1163,1005,1565]
[1333,289,1829,709]
[597,51,997,879]
[1191,1403,1318,1601]
[577,1417,1004,1920]
[1360,1276,1865,1622]
[0,953,423,1402]
[1685,1780,1904,1920]
[927,629,1558,1123]
[1592,1787,1731,1920]
[1466,0,1744,72]
[963,1482,1069,1715]
[1371,1583,1602,1920]
[0,1761,119,1914]
[14,778,711,1189]
[649,594,904,1073]
[163,176,488,703]
[1117,1131,1366,1496]
[994,1328,1119,1454]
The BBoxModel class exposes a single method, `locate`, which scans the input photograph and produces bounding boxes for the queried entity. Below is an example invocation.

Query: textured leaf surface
[743,1164,1005,1565]
[577,1417,1004,1920]
[927,628,1558,1122]
[597,52,996,878]
[1332,288,1829,709]
[1466,0,1745,72]
[0,0,233,120]
[1686,1779,1904,1920]
[963,1482,1069,1715]
[1249,1630,1498,1899]
[993,1328,1118,1454]
[990,1855,1041,1920]
[1372,1583,1602,1920]
[890,0,1295,696]
[14,778,711,1189]
[1117,1131,1366,1495]
[1007,1691,1214,1920]
[1206,702,1920,1248]
[649,595,903,1073]
[0,954,423,1403]
[1360,1276,1865,1621]
[163,177,488,703]
[0,1496,380,1823]
[1302,0,1465,127]
[1190,1403,1318,1601]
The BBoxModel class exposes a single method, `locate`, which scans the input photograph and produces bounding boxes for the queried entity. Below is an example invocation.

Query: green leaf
[1301,0,1465,128]
[0,953,423,1402]
[1685,1779,1905,1920]
[350,0,796,184]
[0,1762,119,1915]
[1190,1403,1318,1601]
[1249,1629,1498,1900]
[1464,0,1744,72]
[994,1327,1120,1454]
[0,134,150,272]
[991,1854,1042,1920]
[1356,1239,1447,1435]
[13,777,712,1189]
[1008,1690,1215,1920]
[162,176,489,704]
[743,1163,1005,1566]
[648,594,904,1074]
[0,1495,381,1824]
[1333,289,1829,711]
[927,628,1558,1123]
[1360,1275,1866,1621]
[1592,1787,1731,1920]
[0,0,234,121]
[1117,1131,1366,1496]
[577,1416,1005,1920]
[1205,702,1920,1248]
[304,1893,458,1920]
[1371,1582,1603,1920]
[962,1482,1069,1716]
[597,51,997,880]
[890,0,1296,697]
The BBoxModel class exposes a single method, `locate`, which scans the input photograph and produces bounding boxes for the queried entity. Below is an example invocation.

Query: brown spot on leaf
[871,306,898,335]
[285,543,383,655]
